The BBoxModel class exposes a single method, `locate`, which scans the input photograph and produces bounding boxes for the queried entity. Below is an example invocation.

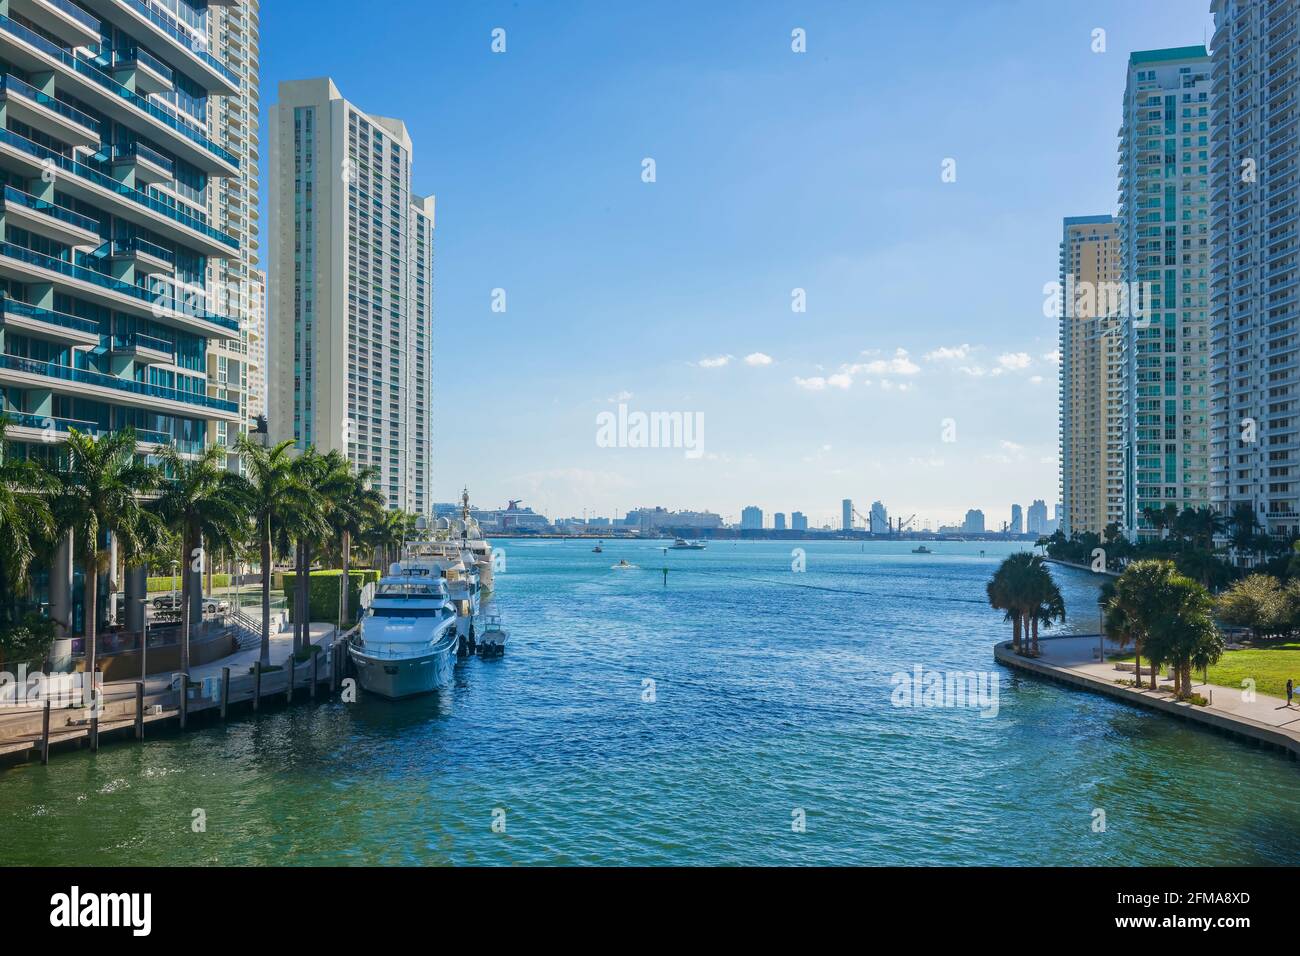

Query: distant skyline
[259,0,1214,525]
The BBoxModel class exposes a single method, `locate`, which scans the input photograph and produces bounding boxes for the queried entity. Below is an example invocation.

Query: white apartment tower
[1119,47,1213,537]
[269,78,434,512]
[206,0,261,465]
[1209,0,1300,537]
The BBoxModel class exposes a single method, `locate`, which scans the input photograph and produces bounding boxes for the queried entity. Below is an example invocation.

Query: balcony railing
[1,184,100,234]
[117,0,238,87]
[111,330,173,355]
[45,0,101,34]
[0,73,100,135]
[0,294,102,335]
[124,45,172,84]
[0,352,238,413]
[0,15,237,168]
[0,126,237,250]
[110,139,173,176]
[112,235,174,265]
[0,241,238,332]
[2,409,100,435]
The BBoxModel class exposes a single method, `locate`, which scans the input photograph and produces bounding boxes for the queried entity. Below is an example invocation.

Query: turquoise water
[3,540,1298,866]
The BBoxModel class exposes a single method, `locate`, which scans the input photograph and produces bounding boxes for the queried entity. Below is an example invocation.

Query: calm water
[3,540,1298,866]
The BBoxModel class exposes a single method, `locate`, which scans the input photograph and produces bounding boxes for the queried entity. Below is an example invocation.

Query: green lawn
[1114,641,1300,700]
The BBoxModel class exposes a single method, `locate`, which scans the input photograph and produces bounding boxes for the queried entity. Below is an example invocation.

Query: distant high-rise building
[869,500,889,534]
[841,499,853,531]
[269,78,436,513]
[963,509,986,534]
[1010,504,1023,534]
[774,512,787,531]
[1120,47,1212,537]
[1209,0,1300,537]
[1027,499,1049,535]
[741,506,763,530]
[1059,215,1124,537]
[791,511,808,531]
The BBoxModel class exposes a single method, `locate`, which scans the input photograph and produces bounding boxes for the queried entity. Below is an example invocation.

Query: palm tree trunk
[259,521,271,666]
[1134,645,1142,688]
[1031,615,1040,655]
[180,524,192,674]
[1012,613,1021,653]
[82,548,97,685]
[340,530,350,628]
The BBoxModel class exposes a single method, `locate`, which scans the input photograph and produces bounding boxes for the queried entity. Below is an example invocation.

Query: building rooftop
[1128,45,1208,66]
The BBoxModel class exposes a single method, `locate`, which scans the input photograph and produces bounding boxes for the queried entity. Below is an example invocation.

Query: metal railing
[0,352,238,413]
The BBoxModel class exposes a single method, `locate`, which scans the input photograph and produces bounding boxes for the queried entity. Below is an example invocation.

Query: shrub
[147,573,232,593]
[281,569,380,626]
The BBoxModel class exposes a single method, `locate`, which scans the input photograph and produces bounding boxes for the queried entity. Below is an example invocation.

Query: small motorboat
[592,541,603,553]
[670,537,706,550]
[478,614,509,656]
[612,559,636,570]
[911,545,933,554]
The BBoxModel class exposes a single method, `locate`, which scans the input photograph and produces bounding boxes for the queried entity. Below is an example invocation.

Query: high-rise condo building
[1059,215,1124,536]
[1010,503,1023,534]
[0,1,249,633]
[1119,47,1213,538]
[740,505,762,529]
[205,0,259,467]
[1027,499,1048,535]
[269,77,435,513]
[791,511,808,531]
[1209,0,1300,537]
[841,498,852,531]
[773,512,786,531]
[962,509,985,534]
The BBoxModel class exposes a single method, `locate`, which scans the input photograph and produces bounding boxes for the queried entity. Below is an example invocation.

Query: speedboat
[479,614,509,656]
[592,542,603,553]
[348,574,458,699]
[612,559,636,570]
[670,538,706,550]
[912,545,933,554]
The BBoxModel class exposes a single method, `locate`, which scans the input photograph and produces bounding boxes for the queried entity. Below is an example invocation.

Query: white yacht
[348,574,458,699]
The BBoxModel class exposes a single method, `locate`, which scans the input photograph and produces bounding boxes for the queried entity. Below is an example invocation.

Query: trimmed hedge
[281,569,380,626]
[147,574,232,593]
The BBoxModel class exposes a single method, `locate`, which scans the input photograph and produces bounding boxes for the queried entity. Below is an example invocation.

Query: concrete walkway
[998,634,1300,758]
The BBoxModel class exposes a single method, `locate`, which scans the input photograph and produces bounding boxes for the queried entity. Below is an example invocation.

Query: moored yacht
[671,537,706,550]
[349,575,458,699]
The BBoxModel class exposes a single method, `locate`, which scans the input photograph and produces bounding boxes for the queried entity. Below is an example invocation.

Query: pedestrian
[1288,678,1294,708]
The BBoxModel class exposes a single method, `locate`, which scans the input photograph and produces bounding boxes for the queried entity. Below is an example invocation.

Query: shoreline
[994,636,1300,761]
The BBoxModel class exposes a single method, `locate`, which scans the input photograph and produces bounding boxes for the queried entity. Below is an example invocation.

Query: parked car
[151,594,230,614]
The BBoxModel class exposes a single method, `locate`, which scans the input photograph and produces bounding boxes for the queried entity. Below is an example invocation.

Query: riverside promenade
[996,634,1300,759]
[0,621,340,766]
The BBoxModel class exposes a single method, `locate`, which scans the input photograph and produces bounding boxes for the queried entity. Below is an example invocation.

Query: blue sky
[259,0,1214,527]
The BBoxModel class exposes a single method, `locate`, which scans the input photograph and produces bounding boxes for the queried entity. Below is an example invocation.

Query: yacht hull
[349,642,457,699]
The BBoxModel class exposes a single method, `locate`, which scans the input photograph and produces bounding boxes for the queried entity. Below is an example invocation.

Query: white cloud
[1000,440,1023,452]
[697,354,733,368]
[997,352,1032,371]
[861,347,920,376]
[958,365,987,377]
[1029,375,1044,385]
[744,352,774,366]
[793,376,827,391]
[827,372,853,389]
[924,344,972,362]
[1042,350,1061,366]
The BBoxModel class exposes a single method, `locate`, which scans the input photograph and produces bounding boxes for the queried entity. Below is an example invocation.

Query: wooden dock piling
[40,700,50,765]
[134,682,144,739]
[220,666,230,719]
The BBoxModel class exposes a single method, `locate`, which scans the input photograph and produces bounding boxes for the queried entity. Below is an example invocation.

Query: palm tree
[152,443,247,673]
[1229,502,1261,564]
[326,463,383,628]
[987,559,1024,653]
[1143,572,1222,698]
[1110,559,1182,690]
[1024,561,1066,654]
[52,428,158,681]
[0,418,54,623]
[284,449,348,653]
[987,553,1062,655]
[234,436,312,666]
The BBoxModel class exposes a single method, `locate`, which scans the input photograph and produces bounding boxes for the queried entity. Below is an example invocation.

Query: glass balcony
[44,0,100,34]
[0,126,237,250]
[1,184,100,233]
[115,0,238,88]
[124,45,172,83]
[0,73,100,136]
[0,15,237,169]
[0,352,238,413]
[2,409,100,436]
[0,240,238,332]
[110,330,173,357]
[0,295,101,335]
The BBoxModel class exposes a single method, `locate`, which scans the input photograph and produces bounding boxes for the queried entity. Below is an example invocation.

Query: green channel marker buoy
[663,566,668,586]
